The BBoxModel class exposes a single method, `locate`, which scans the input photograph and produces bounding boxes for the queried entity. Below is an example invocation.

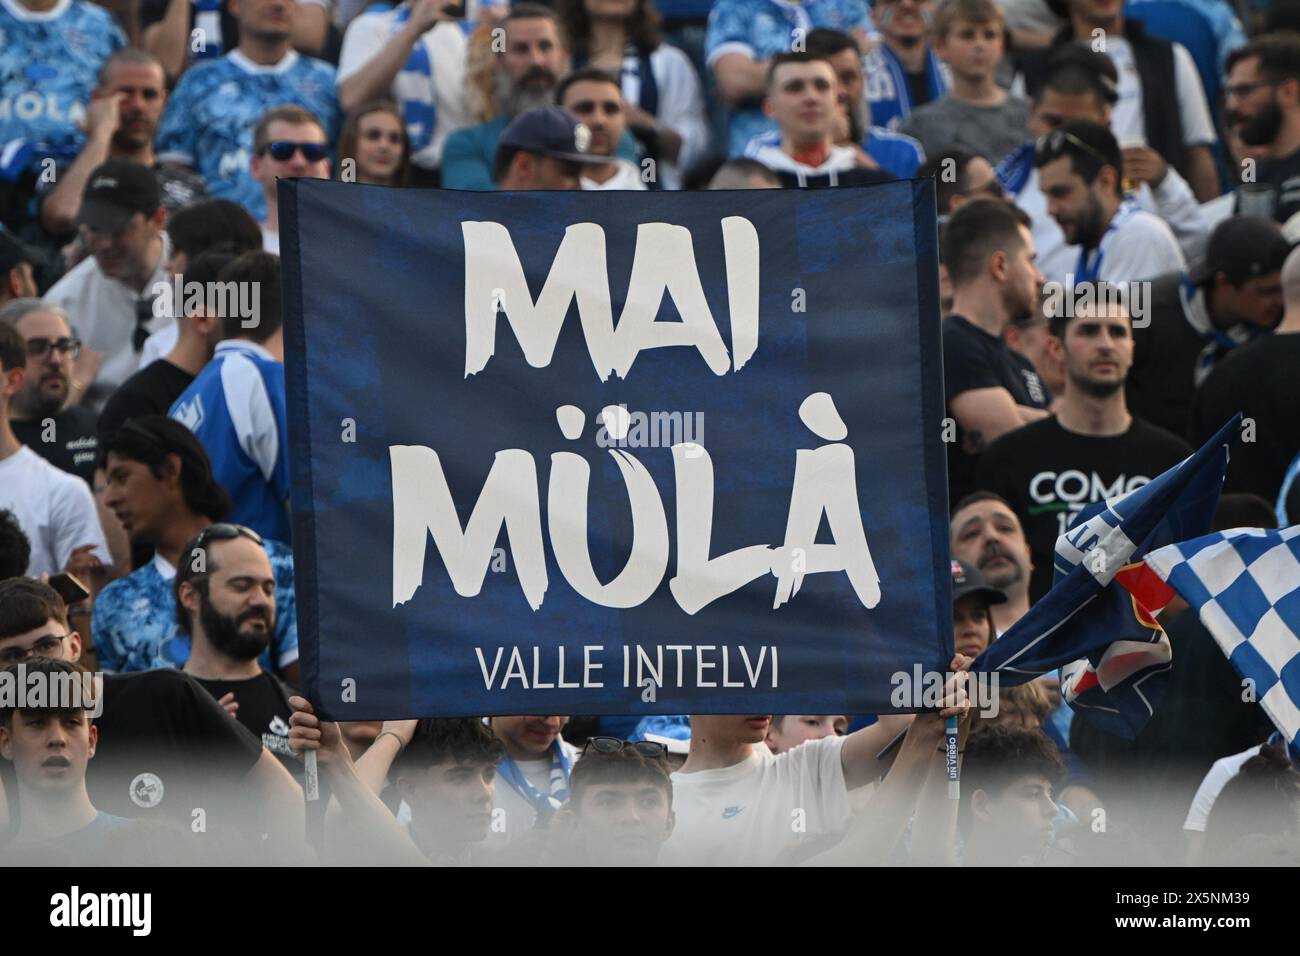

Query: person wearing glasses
[0,301,99,486]
[548,736,675,865]
[250,105,332,255]
[0,323,109,579]
[170,251,293,543]
[558,69,648,191]
[44,160,174,411]
[1034,119,1184,288]
[154,0,341,221]
[0,577,305,838]
[94,416,299,682]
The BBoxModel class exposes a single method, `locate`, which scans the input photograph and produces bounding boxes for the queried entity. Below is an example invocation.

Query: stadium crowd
[0,0,1298,866]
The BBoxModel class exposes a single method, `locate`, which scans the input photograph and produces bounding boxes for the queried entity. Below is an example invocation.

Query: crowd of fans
[0,0,1299,866]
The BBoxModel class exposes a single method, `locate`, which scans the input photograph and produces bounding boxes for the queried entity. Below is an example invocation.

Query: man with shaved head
[1190,245,1300,507]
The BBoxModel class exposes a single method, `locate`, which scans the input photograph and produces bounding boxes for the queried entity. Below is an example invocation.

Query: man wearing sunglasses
[557,70,647,191]
[250,105,332,255]
[0,300,99,486]
[44,160,173,411]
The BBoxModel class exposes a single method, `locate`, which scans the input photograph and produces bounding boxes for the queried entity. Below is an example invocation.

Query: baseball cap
[78,159,162,233]
[497,107,607,167]
[0,230,40,274]
[1191,215,1293,285]
[950,559,1007,606]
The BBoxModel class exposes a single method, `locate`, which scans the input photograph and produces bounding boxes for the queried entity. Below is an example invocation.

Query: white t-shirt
[44,233,173,401]
[262,225,280,254]
[1106,37,1216,150]
[0,446,109,576]
[1091,203,1186,284]
[139,321,178,369]
[661,735,851,866]
[1183,744,1263,833]
[581,159,648,191]
[336,12,472,171]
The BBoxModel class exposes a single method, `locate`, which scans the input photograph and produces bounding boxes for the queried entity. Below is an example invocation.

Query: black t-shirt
[975,415,1192,602]
[904,70,932,113]
[193,671,297,772]
[1189,330,1300,503]
[97,359,196,443]
[11,405,99,485]
[1236,145,1300,226]
[1126,272,1210,439]
[775,166,896,189]
[942,314,1051,506]
[87,669,264,825]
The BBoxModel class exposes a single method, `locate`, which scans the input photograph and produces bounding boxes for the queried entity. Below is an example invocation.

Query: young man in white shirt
[0,323,108,579]
[1035,120,1185,287]
[486,714,580,845]
[43,160,173,410]
[250,105,332,255]
[557,69,647,191]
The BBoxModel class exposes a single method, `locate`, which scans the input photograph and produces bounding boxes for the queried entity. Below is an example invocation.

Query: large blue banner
[280,179,951,719]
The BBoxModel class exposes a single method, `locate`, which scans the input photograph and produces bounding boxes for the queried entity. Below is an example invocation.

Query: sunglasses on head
[193,522,264,550]
[581,736,668,758]
[263,140,328,162]
[26,336,81,359]
[1036,128,1110,168]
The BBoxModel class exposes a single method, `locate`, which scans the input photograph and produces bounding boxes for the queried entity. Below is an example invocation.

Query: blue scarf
[871,43,948,129]
[386,3,438,154]
[496,740,572,824]
[192,0,224,60]
[1074,197,1140,284]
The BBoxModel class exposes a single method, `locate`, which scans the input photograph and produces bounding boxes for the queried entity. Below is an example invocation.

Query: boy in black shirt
[976,293,1191,601]
[941,198,1053,505]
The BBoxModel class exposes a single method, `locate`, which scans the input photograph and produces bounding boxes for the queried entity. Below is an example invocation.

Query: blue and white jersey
[156,49,339,220]
[744,126,923,179]
[170,340,292,542]
[706,0,869,156]
[0,0,125,169]
[92,545,299,675]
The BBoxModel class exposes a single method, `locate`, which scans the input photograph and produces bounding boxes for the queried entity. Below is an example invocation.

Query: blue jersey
[92,543,299,675]
[170,340,292,542]
[0,0,125,168]
[705,0,869,156]
[863,125,925,178]
[155,49,339,219]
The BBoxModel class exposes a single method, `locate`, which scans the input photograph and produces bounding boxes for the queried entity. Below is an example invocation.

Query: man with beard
[175,523,297,769]
[975,295,1191,602]
[39,49,209,241]
[44,161,174,410]
[863,0,950,132]
[1220,34,1300,231]
[941,198,1052,505]
[0,301,98,485]
[1035,120,1184,288]
[93,415,298,681]
[557,70,646,190]
[950,491,1033,632]
[1127,216,1290,439]
[443,4,639,190]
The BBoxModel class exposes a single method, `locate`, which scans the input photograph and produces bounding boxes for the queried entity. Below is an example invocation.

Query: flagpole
[945,715,960,800]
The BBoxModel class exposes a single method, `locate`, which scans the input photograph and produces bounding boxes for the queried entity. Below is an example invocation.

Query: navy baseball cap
[498,107,607,166]
[0,230,40,274]
[78,159,162,233]
[951,559,1007,606]
[1191,215,1293,285]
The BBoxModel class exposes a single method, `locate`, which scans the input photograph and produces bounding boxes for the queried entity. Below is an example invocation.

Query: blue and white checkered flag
[1144,526,1300,760]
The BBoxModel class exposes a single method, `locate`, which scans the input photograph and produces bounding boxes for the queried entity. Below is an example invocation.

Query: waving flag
[972,415,1241,736]
[1143,526,1300,760]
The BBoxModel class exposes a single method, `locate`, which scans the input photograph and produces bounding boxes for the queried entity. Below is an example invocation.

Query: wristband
[375,730,406,754]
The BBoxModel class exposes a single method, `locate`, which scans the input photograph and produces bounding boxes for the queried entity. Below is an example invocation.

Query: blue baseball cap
[497,106,607,166]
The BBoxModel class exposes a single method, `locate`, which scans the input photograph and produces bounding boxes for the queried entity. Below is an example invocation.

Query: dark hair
[705,157,781,190]
[218,251,281,342]
[556,67,622,106]
[504,2,568,49]
[395,718,506,775]
[1046,281,1129,339]
[568,745,673,808]
[940,197,1032,287]
[167,200,262,263]
[959,725,1065,828]
[253,104,326,156]
[767,51,833,89]
[1040,44,1119,107]
[1034,119,1121,196]
[98,47,164,87]
[1212,493,1279,533]
[0,657,92,727]
[0,320,24,372]
[555,0,661,58]
[98,415,232,522]
[172,524,269,635]
[0,577,69,640]
[1205,740,1300,859]
[920,148,980,215]
[951,490,1015,517]
[183,249,238,293]
[804,27,857,58]
[0,509,31,580]
[1225,32,1300,86]
[337,100,411,187]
